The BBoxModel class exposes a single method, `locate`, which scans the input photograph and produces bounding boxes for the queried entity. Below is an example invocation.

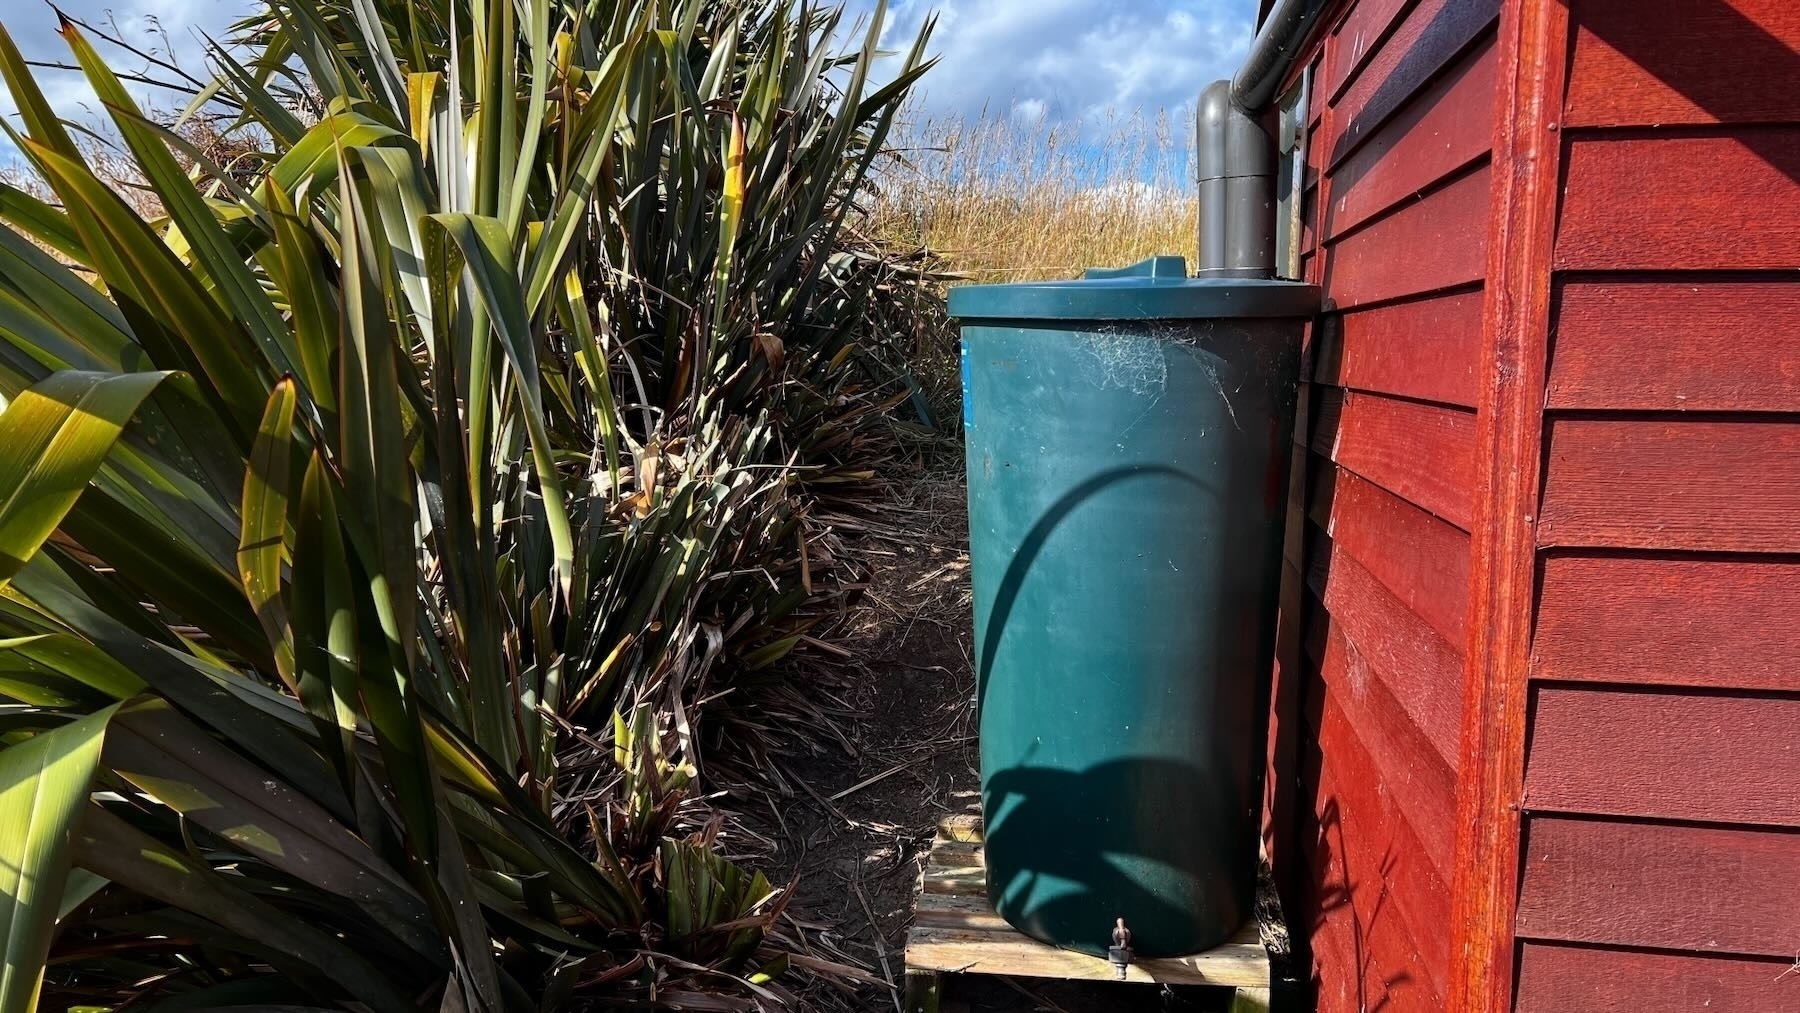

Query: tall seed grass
[868,105,1199,284]
[858,105,1200,426]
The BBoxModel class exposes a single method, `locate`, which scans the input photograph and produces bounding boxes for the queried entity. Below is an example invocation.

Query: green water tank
[948,256,1316,958]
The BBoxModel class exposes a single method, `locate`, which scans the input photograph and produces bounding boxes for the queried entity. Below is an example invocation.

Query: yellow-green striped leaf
[0,704,118,1013]
[239,378,298,692]
[0,371,169,590]
[0,634,145,702]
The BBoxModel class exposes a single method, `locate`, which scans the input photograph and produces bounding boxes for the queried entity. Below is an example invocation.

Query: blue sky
[2,0,1256,141]
[0,0,243,144]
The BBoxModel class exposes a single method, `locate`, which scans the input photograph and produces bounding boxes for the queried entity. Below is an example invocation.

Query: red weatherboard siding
[1308,468,1469,645]
[1537,417,1800,552]
[1320,0,1409,103]
[1313,287,1483,407]
[1275,0,1800,1009]
[1562,0,1800,127]
[1307,537,1462,770]
[1310,390,1475,529]
[1503,0,1800,1009]
[1277,0,1499,1007]
[1321,162,1490,308]
[1547,280,1800,413]
[1325,0,1500,168]
[1555,132,1800,272]
[1299,735,1447,1010]
[1514,944,1800,1013]
[1300,661,1451,1007]
[1533,555,1800,693]
[1515,816,1800,957]
[1323,39,1497,241]
[1305,616,1456,871]
[1525,686,1800,826]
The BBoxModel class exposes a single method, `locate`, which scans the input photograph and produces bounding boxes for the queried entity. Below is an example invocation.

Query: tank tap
[1108,918,1134,980]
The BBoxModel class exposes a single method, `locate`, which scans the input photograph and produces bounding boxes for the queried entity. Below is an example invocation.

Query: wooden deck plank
[904,817,1272,988]
[905,931,1269,986]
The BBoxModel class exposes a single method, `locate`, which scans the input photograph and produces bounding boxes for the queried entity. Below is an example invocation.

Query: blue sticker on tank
[961,342,975,430]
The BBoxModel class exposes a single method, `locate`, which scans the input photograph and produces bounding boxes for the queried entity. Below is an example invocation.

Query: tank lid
[946,256,1319,322]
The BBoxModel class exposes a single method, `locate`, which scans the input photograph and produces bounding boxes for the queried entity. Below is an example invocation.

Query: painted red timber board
[1515,815,1800,959]
[1534,554,1800,693]
[1526,685,1800,827]
[1306,49,1327,131]
[1323,38,1497,241]
[1311,389,1476,530]
[1307,533,1465,773]
[1515,942,1800,1013]
[1305,911,1365,1013]
[1304,602,1459,873]
[1321,164,1491,309]
[1313,285,1484,408]
[1323,0,1411,104]
[1305,116,1324,194]
[1303,860,1440,1013]
[1303,662,1454,1007]
[1548,280,1800,412]
[1308,467,1471,647]
[1300,689,1450,1008]
[1329,0,1500,167]
[1564,0,1800,127]
[1556,132,1800,271]
[1537,417,1800,552]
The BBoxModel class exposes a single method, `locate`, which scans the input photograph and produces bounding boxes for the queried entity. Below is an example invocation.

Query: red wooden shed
[1256,0,1800,1010]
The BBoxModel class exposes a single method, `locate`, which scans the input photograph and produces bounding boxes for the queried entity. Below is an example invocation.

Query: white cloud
[869,0,1256,124]
[1010,97,1046,124]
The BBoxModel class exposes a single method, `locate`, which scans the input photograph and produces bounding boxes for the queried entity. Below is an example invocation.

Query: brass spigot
[1107,918,1134,980]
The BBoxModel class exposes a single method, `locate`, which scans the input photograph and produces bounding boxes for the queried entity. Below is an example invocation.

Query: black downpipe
[1195,0,1333,278]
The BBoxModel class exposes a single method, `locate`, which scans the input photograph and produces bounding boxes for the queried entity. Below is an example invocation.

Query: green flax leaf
[0,705,118,1013]
[428,212,573,597]
[239,377,299,692]
[0,370,169,589]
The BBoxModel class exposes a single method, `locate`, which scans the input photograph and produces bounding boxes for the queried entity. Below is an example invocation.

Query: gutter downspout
[1194,0,1333,278]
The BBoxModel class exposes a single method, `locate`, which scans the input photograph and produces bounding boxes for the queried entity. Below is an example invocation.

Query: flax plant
[0,0,931,1010]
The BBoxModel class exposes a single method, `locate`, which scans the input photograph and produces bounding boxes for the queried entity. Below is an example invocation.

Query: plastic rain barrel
[948,255,1317,957]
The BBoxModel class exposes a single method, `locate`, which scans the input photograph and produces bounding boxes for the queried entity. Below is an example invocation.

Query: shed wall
[1278,2,1800,1011]
[1511,0,1800,1008]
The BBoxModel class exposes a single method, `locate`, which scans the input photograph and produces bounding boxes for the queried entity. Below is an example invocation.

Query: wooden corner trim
[1446,0,1570,1010]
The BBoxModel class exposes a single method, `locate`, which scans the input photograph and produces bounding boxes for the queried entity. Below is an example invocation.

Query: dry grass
[0,109,261,234]
[852,103,1200,425]
[867,105,1198,283]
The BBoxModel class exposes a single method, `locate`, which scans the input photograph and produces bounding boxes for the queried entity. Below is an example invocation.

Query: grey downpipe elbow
[1195,79,1277,278]
[1195,0,1332,279]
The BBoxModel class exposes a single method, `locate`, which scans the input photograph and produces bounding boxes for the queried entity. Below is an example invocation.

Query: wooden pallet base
[903,816,1272,1011]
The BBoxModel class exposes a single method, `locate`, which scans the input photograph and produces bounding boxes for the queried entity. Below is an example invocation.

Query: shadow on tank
[983,755,1256,959]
